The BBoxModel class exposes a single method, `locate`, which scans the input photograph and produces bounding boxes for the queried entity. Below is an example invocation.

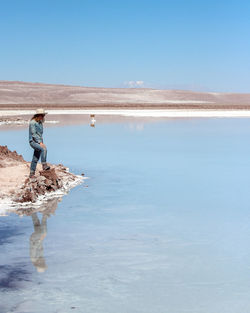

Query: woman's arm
[30,122,42,144]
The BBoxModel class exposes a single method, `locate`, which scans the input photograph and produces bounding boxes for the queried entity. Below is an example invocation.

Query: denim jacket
[29,119,43,143]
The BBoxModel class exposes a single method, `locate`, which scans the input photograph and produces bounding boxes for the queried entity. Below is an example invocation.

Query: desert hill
[0,80,250,109]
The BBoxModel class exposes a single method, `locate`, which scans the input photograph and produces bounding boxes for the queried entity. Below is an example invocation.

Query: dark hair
[31,114,45,122]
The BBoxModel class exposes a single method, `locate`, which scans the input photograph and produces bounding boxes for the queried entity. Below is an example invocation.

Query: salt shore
[0,145,85,215]
[2,109,250,118]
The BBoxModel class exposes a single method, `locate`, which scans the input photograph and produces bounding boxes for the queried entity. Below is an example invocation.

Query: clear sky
[0,0,250,92]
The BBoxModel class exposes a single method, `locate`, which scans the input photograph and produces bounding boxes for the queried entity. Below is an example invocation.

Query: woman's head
[32,114,45,122]
[31,108,48,122]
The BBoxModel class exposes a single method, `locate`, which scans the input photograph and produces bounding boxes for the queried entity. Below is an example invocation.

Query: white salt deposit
[0,174,87,216]
[1,109,250,118]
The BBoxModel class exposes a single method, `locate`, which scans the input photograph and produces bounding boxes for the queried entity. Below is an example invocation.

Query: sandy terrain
[0,146,83,212]
[1,80,250,110]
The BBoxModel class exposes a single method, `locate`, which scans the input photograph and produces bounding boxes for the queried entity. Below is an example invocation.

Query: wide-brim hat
[34,108,48,116]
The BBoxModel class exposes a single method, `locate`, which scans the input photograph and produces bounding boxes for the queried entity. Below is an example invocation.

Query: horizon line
[1,79,249,95]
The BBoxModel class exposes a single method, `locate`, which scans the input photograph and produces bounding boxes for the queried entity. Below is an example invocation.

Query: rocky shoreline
[0,117,28,125]
[0,117,59,126]
[14,166,80,203]
[0,145,84,211]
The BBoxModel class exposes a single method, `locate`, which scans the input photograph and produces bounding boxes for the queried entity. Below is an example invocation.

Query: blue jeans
[30,141,47,173]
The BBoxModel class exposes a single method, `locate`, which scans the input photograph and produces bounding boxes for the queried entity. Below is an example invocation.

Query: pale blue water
[1,117,250,313]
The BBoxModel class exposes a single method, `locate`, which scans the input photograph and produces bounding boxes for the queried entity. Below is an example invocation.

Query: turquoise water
[1,117,250,313]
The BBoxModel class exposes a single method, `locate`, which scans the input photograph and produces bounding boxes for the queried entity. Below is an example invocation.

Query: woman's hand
[40,143,46,149]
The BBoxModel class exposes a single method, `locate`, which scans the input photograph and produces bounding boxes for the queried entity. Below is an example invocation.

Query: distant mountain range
[0,80,250,109]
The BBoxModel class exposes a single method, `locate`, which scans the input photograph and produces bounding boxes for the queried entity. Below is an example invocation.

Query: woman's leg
[40,146,47,164]
[30,148,41,175]
[30,141,45,175]
[40,146,50,170]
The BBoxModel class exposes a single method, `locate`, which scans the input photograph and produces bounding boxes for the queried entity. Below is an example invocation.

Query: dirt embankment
[0,145,24,166]
[0,145,82,204]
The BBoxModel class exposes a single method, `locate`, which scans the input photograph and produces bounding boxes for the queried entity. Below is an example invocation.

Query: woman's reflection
[30,213,48,272]
[29,198,59,273]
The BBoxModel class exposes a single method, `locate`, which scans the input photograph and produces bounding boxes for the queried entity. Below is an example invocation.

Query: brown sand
[0,145,82,204]
[1,80,250,110]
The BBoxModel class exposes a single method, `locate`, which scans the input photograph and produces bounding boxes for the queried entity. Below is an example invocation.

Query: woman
[29,108,50,177]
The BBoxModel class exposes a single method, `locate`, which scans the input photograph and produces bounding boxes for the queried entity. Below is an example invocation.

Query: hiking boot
[29,171,35,178]
[42,163,51,171]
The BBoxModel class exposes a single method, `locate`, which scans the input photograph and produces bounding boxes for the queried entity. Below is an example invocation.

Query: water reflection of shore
[90,114,96,127]
[28,198,60,273]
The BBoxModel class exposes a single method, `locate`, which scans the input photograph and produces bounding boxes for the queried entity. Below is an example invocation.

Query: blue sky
[0,0,249,92]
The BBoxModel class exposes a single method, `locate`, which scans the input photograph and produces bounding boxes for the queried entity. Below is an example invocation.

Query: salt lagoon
[1,116,250,313]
